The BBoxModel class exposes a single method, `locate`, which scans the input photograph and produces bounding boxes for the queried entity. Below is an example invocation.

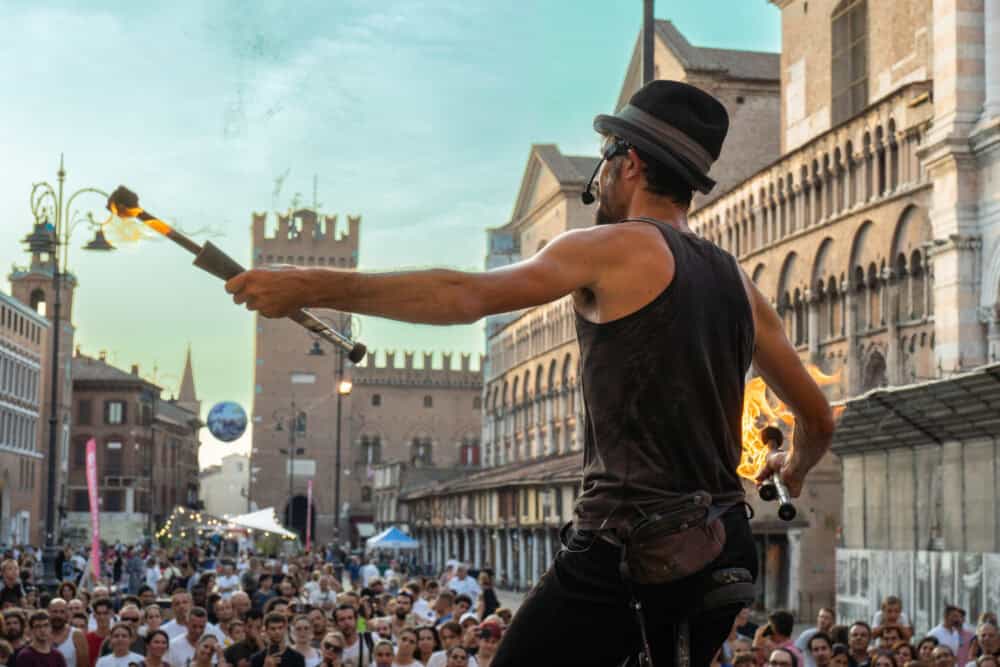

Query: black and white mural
[836,549,1000,636]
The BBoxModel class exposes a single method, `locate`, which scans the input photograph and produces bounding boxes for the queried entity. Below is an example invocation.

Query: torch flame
[104,202,173,242]
[738,365,844,481]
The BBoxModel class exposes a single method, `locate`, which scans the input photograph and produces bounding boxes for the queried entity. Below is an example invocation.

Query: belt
[598,532,622,547]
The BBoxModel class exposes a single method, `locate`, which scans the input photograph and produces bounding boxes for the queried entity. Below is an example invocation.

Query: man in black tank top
[225,81,836,666]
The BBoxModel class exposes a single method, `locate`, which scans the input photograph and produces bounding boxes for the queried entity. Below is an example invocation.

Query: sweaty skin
[226,145,834,493]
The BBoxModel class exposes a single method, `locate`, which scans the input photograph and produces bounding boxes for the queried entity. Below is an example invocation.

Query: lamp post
[335,365,352,546]
[275,401,306,532]
[304,317,353,547]
[24,156,113,590]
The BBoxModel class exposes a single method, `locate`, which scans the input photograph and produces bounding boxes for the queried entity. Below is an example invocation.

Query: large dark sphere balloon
[207,401,248,442]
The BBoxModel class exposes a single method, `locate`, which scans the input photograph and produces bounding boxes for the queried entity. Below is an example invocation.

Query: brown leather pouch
[620,491,726,585]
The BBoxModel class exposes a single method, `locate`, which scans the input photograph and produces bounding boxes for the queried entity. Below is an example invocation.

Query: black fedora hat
[593,80,729,194]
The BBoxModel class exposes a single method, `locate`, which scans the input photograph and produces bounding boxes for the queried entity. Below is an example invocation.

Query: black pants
[492,508,758,667]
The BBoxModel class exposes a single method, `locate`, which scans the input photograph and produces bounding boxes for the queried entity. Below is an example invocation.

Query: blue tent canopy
[365,526,420,551]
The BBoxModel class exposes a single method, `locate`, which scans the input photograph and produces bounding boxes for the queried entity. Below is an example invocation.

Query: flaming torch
[756,426,796,521]
[739,366,842,521]
[105,186,366,363]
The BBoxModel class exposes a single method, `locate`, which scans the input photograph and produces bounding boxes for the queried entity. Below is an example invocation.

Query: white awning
[228,508,298,539]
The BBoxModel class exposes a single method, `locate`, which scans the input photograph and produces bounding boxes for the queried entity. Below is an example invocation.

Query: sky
[0,1,780,468]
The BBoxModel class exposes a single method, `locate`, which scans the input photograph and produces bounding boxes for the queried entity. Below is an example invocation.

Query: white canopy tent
[228,508,298,540]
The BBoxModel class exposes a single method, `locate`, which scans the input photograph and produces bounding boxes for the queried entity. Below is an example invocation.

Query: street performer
[225,80,835,666]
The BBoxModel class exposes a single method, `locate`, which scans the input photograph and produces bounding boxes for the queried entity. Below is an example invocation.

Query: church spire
[178,343,198,406]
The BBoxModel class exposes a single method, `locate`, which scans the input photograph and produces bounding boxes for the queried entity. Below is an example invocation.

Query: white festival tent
[228,508,299,540]
[365,526,420,552]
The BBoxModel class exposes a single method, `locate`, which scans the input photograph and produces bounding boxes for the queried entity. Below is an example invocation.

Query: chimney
[98,350,107,362]
[423,352,433,370]
[405,352,414,369]
[131,364,140,376]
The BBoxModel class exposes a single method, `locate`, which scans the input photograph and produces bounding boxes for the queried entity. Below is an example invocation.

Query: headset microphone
[581,138,631,205]
[580,158,603,205]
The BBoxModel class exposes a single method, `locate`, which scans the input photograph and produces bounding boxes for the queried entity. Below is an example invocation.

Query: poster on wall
[837,548,991,637]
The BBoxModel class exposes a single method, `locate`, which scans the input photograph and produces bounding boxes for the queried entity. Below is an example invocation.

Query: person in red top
[14,611,67,667]
[85,600,114,667]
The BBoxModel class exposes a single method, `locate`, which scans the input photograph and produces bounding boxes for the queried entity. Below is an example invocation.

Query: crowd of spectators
[0,544,506,667]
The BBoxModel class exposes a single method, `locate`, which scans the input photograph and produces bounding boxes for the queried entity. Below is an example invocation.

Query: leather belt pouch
[620,491,726,585]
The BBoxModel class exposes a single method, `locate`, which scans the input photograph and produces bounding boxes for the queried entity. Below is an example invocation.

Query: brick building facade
[63,350,202,544]
[0,291,48,545]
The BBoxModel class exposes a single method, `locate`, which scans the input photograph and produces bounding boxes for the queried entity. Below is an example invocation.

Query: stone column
[461,529,470,563]
[517,530,528,590]
[845,284,860,394]
[474,529,483,569]
[986,311,1000,362]
[887,283,901,385]
[759,205,769,246]
[494,530,503,583]
[532,529,542,585]
[808,291,821,360]
[787,528,803,614]
[505,530,514,589]
[983,0,1000,120]
[544,528,554,569]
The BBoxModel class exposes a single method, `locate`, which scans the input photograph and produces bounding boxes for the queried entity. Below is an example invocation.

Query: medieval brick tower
[249,208,360,543]
[9,221,77,540]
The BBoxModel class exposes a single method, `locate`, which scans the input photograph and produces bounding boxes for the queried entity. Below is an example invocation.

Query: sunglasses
[321,643,343,653]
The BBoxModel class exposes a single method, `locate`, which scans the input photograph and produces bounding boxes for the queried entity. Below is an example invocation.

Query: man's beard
[5,628,22,641]
[595,200,617,225]
[51,618,67,632]
[594,162,622,226]
[395,610,408,620]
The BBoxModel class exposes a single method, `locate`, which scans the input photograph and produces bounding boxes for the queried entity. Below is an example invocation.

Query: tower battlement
[252,209,360,267]
[354,349,484,386]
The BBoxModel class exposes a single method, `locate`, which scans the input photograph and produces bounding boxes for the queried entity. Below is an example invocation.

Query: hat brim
[594,114,715,195]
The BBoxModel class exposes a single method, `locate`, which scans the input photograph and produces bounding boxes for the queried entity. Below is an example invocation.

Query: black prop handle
[196,242,366,363]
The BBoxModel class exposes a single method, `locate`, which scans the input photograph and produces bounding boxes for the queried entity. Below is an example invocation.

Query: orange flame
[738,365,844,480]
[103,202,173,243]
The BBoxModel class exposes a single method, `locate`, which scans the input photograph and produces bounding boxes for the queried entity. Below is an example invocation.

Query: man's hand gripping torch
[757,426,797,522]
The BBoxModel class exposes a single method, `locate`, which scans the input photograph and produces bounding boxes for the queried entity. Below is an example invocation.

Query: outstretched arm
[225,227,613,324]
[739,271,835,496]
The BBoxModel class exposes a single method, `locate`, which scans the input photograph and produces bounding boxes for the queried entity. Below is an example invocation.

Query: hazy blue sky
[0,1,780,467]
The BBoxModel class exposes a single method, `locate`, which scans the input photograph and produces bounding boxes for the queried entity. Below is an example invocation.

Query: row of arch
[695,113,924,259]
[751,205,934,348]
[491,300,576,382]
[487,352,577,413]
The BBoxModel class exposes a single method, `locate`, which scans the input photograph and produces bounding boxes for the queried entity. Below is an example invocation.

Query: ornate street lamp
[24,155,112,591]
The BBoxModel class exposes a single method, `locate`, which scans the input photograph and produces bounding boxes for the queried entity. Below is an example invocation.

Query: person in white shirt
[308,577,338,610]
[360,560,380,588]
[216,562,241,600]
[169,608,212,667]
[162,591,194,640]
[930,605,976,665]
[95,624,144,667]
[446,566,480,605]
[796,608,836,667]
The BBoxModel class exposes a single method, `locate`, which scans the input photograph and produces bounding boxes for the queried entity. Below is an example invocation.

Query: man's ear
[624,148,644,180]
